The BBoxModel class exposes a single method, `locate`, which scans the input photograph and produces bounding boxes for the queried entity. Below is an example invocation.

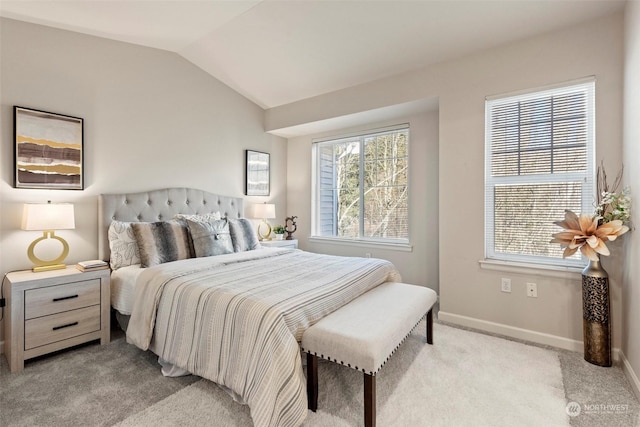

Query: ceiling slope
[0,0,626,109]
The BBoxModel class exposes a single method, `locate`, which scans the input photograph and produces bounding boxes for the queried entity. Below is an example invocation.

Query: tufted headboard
[98,187,244,261]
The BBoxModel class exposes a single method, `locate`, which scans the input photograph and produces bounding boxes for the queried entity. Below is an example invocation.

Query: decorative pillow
[228,218,260,252]
[131,220,193,267]
[108,220,141,270]
[173,212,222,222]
[185,217,234,257]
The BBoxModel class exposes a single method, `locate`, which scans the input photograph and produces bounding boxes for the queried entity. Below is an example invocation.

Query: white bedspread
[110,264,144,315]
[126,248,400,427]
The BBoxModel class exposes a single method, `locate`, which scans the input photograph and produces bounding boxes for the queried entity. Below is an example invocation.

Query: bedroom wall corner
[622,0,640,400]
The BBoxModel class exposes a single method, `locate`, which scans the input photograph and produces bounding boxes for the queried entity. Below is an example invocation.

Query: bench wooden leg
[307,353,318,412]
[426,309,433,345]
[364,373,376,427]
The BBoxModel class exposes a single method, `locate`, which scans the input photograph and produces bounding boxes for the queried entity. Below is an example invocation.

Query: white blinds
[485,80,595,266]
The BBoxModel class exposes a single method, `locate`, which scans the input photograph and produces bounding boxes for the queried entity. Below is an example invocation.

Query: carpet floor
[1,321,638,426]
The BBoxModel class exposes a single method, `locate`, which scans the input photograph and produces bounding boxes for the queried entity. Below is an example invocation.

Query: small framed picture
[245,150,270,196]
[14,106,84,190]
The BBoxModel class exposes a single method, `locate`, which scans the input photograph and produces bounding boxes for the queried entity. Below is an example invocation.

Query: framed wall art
[245,150,270,196]
[14,106,84,190]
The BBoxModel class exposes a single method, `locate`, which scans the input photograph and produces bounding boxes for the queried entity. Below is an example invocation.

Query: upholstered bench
[301,282,438,427]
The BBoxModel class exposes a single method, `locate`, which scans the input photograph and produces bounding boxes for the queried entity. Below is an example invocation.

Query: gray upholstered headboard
[98,187,244,261]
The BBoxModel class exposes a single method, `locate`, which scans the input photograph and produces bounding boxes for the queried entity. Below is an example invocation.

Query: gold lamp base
[32,264,67,273]
[27,230,69,272]
[257,220,272,241]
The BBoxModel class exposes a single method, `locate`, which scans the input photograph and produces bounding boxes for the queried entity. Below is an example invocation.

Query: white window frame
[311,124,410,246]
[484,79,595,268]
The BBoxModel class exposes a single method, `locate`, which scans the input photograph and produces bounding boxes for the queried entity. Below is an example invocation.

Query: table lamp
[21,201,75,272]
[252,203,276,241]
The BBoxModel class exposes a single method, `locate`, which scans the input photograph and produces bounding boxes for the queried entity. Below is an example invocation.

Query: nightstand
[260,239,298,249]
[3,266,110,372]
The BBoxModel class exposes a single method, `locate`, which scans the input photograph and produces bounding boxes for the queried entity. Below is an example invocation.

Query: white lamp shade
[253,203,276,219]
[21,203,75,231]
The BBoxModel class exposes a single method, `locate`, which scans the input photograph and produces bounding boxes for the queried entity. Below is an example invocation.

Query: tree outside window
[314,126,409,242]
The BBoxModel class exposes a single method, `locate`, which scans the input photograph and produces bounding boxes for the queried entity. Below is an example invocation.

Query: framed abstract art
[14,106,84,190]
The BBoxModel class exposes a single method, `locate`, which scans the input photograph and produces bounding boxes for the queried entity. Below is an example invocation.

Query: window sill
[479,259,583,279]
[309,236,412,252]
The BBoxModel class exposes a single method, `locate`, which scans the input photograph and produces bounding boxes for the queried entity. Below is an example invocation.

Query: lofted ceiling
[0,0,626,110]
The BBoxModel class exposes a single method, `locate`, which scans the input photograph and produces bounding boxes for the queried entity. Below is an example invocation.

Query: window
[485,80,595,267]
[312,125,409,243]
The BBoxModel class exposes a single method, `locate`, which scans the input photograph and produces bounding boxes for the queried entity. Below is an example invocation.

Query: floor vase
[581,258,611,367]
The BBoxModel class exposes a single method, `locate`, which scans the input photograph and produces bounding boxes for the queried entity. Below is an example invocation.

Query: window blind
[485,80,595,267]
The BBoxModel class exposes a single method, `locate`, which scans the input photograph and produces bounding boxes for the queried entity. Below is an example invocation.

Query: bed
[99,188,401,427]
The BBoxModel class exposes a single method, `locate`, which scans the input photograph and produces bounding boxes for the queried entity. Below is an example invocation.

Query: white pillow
[108,220,141,270]
[173,212,222,222]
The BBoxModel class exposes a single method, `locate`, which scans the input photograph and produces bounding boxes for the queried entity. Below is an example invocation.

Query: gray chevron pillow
[229,218,260,252]
[132,220,193,267]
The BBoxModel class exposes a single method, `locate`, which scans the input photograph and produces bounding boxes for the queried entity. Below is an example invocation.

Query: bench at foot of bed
[301,281,438,427]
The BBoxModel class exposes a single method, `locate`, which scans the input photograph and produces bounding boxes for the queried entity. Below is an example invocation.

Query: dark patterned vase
[581,258,611,367]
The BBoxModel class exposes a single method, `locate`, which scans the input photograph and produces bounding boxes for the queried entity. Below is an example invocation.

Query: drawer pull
[52,295,79,302]
[52,322,79,331]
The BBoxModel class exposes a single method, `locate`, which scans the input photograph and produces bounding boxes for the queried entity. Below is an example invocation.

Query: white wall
[622,0,640,398]
[286,110,439,289]
[273,12,624,350]
[0,19,287,346]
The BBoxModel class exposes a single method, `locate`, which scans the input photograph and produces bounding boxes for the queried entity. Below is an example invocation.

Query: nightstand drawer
[25,305,101,350]
[25,279,101,319]
[5,267,110,372]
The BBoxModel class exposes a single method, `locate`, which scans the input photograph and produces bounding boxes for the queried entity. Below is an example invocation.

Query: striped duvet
[126,248,401,427]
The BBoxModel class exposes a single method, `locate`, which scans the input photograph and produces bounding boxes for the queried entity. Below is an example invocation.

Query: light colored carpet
[116,323,569,427]
[0,327,199,427]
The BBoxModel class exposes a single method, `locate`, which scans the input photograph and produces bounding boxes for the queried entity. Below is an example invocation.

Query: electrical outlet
[527,282,538,298]
[365,253,372,258]
[501,278,511,293]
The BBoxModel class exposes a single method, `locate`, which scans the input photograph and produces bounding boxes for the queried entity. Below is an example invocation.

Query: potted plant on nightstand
[273,225,286,240]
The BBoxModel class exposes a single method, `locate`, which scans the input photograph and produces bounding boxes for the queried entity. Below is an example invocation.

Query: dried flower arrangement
[551,164,631,261]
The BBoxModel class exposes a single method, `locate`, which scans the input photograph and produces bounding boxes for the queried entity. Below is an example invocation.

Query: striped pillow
[185,217,234,257]
[131,220,193,267]
[228,218,260,252]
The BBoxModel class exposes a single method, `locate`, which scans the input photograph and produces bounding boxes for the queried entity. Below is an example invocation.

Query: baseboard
[438,311,620,361]
[619,349,640,401]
